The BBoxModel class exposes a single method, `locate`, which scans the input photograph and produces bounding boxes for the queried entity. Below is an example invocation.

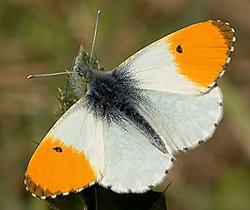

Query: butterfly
[24,20,236,199]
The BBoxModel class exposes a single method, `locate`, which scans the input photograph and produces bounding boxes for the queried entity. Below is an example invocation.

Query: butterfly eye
[176,44,183,53]
[53,147,63,153]
[76,64,89,76]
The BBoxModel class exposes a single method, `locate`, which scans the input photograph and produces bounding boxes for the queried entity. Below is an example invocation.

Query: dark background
[0,0,249,209]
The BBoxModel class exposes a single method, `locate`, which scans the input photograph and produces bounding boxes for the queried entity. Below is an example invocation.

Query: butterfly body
[85,68,169,152]
[25,20,236,199]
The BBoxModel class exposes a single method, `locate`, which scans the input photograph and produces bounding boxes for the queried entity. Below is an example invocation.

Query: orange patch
[25,136,96,198]
[166,20,235,87]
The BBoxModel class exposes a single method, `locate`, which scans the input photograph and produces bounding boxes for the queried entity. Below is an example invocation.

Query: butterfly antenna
[28,10,101,80]
[27,71,77,79]
[89,9,101,64]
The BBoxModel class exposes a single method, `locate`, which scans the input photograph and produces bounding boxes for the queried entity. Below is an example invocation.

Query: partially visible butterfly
[25,19,236,199]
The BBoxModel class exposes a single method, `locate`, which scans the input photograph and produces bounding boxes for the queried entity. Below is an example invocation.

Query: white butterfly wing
[137,87,223,153]
[119,39,200,94]
[117,20,235,94]
[100,119,173,193]
[25,99,104,198]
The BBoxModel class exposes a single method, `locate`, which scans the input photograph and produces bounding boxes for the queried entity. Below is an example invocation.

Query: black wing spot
[176,45,183,53]
[53,147,63,153]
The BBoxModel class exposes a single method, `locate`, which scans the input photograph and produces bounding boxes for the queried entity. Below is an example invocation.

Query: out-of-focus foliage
[0,0,249,210]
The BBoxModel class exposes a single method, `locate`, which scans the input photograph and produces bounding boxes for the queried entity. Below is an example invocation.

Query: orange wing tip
[166,20,236,89]
[25,136,98,199]
[210,20,236,55]
[24,175,55,199]
[207,20,236,89]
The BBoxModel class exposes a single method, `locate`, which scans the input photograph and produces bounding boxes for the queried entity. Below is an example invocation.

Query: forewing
[25,99,104,199]
[117,20,235,94]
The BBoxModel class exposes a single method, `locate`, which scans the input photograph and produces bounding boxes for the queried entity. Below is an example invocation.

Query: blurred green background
[0,0,249,209]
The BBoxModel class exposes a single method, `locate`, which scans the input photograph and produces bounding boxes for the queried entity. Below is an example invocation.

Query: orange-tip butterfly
[24,18,236,199]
